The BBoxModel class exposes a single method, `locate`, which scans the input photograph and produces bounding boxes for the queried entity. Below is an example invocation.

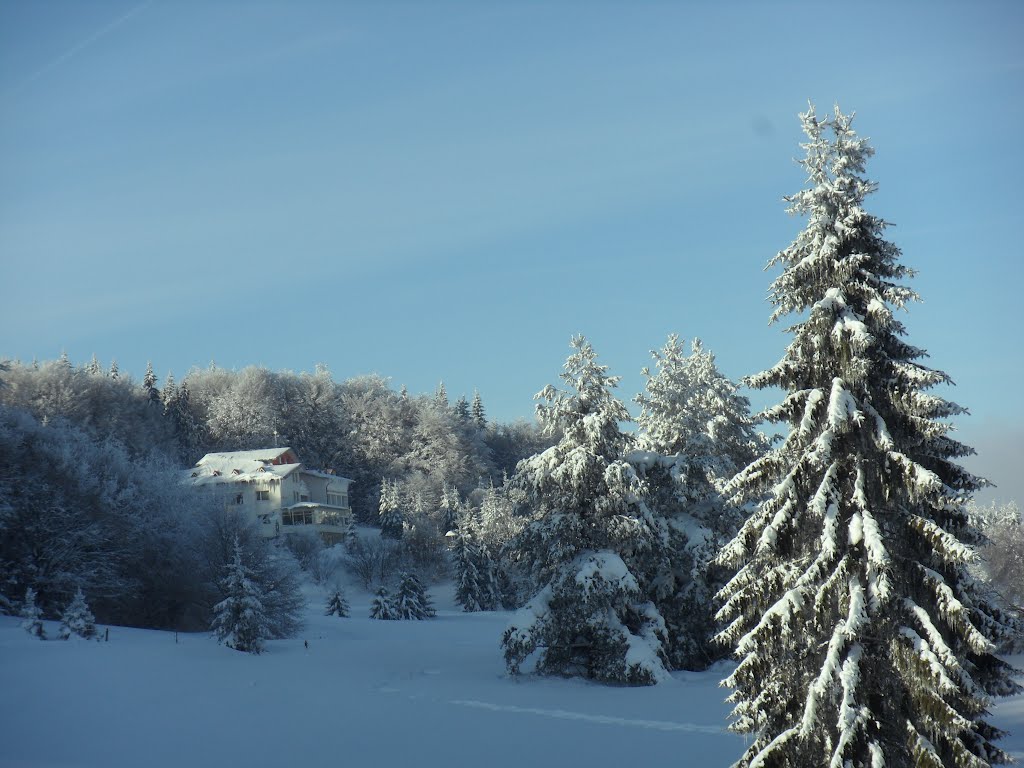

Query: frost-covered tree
[20,587,45,639]
[453,507,500,612]
[369,587,396,620]
[142,361,159,406]
[211,537,270,654]
[108,360,119,380]
[58,588,97,640]
[631,334,766,668]
[471,390,486,429]
[716,105,1020,767]
[378,479,404,539]
[86,355,102,376]
[454,396,470,421]
[636,334,765,504]
[970,501,1024,651]
[393,572,435,620]
[501,336,672,685]
[324,589,350,618]
[434,381,449,410]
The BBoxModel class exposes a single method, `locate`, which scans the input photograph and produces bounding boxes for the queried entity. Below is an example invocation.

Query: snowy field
[2,583,1021,768]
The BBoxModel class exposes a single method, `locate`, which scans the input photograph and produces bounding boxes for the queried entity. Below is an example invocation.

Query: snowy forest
[3,106,1023,767]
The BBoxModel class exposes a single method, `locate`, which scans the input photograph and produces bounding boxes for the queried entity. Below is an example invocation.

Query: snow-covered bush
[345,536,402,589]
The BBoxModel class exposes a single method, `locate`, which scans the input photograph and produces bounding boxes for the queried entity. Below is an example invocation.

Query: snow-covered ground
[2,583,1021,768]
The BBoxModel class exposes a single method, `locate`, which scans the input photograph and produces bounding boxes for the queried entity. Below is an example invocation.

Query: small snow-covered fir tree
[501,336,672,685]
[393,572,435,620]
[58,588,97,640]
[324,589,350,618]
[378,479,404,539]
[716,105,1020,767]
[454,396,470,421]
[369,586,396,620]
[108,360,119,380]
[86,354,102,376]
[20,587,45,639]
[211,537,270,654]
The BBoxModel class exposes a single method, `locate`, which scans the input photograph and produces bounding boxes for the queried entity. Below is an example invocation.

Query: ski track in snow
[450,699,726,734]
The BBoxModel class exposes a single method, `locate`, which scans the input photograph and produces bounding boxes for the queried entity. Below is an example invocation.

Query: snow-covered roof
[185,448,352,488]
[188,450,302,487]
[197,448,295,465]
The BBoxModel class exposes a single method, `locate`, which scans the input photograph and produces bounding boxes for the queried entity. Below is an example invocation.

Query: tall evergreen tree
[378,479,404,539]
[471,390,486,429]
[453,506,500,612]
[434,381,449,410]
[142,362,159,406]
[211,537,270,654]
[454,395,470,421]
[86,355,102,376]
[108,360,119,380]
[502,336,672,685]
[716,105,1019,767]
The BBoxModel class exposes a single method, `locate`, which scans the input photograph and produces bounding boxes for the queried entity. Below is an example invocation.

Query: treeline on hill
[0,356,546,632]
[0,332,775,673]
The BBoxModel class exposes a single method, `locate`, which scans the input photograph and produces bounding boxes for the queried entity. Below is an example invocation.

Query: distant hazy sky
[1,1,1021,508]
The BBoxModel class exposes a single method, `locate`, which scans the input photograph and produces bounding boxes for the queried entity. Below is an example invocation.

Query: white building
[186,447,353,544]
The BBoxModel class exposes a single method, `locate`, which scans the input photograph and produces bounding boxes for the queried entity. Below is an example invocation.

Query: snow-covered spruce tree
[142,361,159,406]
[211,537,270,654]
[453,506,500,612]
[20,587,45,639]
[501,336,672,685]
[324,589,350,618]
[378,479,404,539]
[58,588,98,640]
[631,334,766,668]
[471,391,486,429]
[369,586,396,620]
[393,572,436,620]
[716,105,1020,767]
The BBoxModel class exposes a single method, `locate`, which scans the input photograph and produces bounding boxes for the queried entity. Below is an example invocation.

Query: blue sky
[1,1,1022,507]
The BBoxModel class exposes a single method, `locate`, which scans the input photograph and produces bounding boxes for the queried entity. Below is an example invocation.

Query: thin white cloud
[5,0,154,97]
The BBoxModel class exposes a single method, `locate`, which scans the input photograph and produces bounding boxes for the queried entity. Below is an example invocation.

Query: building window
[256,490,270,502]
[293,491,300,503]
[281,508,314,526]
[235,494,244,505]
